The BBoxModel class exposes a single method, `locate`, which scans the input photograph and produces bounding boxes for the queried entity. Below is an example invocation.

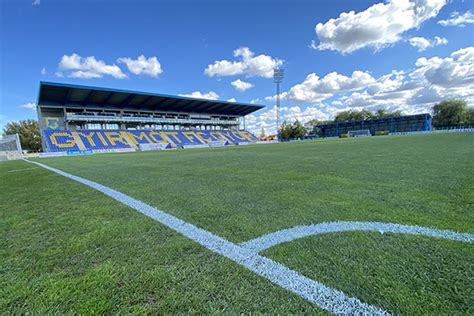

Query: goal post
[348,130,371,138]
[0,134,23,161]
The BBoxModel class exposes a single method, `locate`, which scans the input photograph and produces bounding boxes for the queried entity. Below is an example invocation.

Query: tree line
[305,108,403,128]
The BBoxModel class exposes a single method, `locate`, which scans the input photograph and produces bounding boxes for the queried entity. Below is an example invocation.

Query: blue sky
[1,0,473,134]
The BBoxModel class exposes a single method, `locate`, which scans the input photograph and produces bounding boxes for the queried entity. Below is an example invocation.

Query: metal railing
[65,114,239,125]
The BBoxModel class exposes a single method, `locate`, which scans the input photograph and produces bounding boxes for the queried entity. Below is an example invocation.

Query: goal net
[348,129,371,138]
[0,134,23,161]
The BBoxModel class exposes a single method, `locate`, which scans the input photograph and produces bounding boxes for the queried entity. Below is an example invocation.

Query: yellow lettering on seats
[149,131,166,144]
[210,131,229,142]
[240,131,253,141]
[50,132,76,148]
[232,131,247,141]
[78,131,97,147]
[183,131,205,144]
[195,131,211,144]
[96,132,109,146]
[164,132,182,144]
[128,131,153,145]
[105,131,128,145]
[221,130,237,141]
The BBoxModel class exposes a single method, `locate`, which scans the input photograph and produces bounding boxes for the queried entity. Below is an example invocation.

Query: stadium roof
[37,82,264,116]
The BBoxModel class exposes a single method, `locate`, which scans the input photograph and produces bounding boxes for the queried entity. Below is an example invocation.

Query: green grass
[1,133,473,313]
[0,161,318,314]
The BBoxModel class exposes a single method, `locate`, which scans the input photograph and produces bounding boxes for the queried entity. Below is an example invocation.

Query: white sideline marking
[240,221,474,253]
[25,160,388,315]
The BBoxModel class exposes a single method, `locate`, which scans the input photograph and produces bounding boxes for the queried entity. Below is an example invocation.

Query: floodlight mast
[273,68,284,141]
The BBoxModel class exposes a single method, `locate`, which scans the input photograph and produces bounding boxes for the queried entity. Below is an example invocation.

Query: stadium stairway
[121,132,140,150]
[71,132,87,150]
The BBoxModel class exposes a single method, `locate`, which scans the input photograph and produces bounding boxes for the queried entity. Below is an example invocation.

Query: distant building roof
[37,81,264,116]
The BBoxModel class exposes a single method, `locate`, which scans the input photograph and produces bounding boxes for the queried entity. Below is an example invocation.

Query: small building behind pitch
[312,114,432,138]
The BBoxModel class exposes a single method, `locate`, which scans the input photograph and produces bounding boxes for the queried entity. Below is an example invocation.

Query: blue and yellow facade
[37,82,263,152]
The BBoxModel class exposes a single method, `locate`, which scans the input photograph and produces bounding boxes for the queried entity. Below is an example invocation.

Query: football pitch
[1,133,473,314]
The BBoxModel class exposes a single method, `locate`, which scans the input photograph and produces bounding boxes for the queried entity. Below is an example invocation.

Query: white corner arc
[240,221,474,253]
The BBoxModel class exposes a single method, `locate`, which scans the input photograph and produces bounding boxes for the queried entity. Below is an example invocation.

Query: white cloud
[178,91,219,100]
[283,105,330,123]
[32,0,40,5]
[41,67,46,75]
[231,79,254,91]
[411,46,474,89]
[19,102,36,111]
[227,98,237,102]
[409,36,448,52]
[69,71,102,79]
[434,36,448,46]
[117,55,163,77]
[267,46,474,109]
[58,53,127,79]
[250,98,262,104]
[249,46,474,134]
[335,46,474,112]
[438,11,474,27]
[269,70,376,102]
[408,37,431,52]
[314,0,446,54]
[365,70,408,95]
[245,105,330,135]
[205,47,283,78]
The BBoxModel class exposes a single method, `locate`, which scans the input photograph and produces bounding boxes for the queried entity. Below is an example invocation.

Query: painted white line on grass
[7,167,38,173]
[240,221,474,253]
[26,160,388,315]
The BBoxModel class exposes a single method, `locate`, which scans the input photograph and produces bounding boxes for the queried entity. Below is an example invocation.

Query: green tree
[334,108,402,122]
[278,120,307,140]
[374,109,402,119]
[278,121,292,140]
[467,108,474,125]
[291,120,306,139]
[2,119,41,152]
[305,118,333,127]
[432,99,469,127]
[335,109,374,122]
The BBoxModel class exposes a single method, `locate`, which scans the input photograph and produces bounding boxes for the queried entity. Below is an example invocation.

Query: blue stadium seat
[45,129,257,151]
[77,130,132,150]
[43,130,80,152]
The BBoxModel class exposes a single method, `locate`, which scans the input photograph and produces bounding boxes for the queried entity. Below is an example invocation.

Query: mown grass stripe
[26,159,388,315]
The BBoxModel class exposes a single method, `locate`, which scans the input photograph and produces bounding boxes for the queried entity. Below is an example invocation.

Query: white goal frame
[348,129,371,138]
[0,134,23,161]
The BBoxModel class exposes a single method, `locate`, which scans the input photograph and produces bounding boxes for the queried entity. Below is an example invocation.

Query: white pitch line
[25,159,388,315]
[7,167,38,173]
[240,221,474,253]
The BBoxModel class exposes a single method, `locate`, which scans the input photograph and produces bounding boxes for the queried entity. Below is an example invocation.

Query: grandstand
[37,82,262,153]
[312,114,432,138]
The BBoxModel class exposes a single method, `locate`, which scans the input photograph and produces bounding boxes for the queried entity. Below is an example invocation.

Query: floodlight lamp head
[273,68,284,83]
